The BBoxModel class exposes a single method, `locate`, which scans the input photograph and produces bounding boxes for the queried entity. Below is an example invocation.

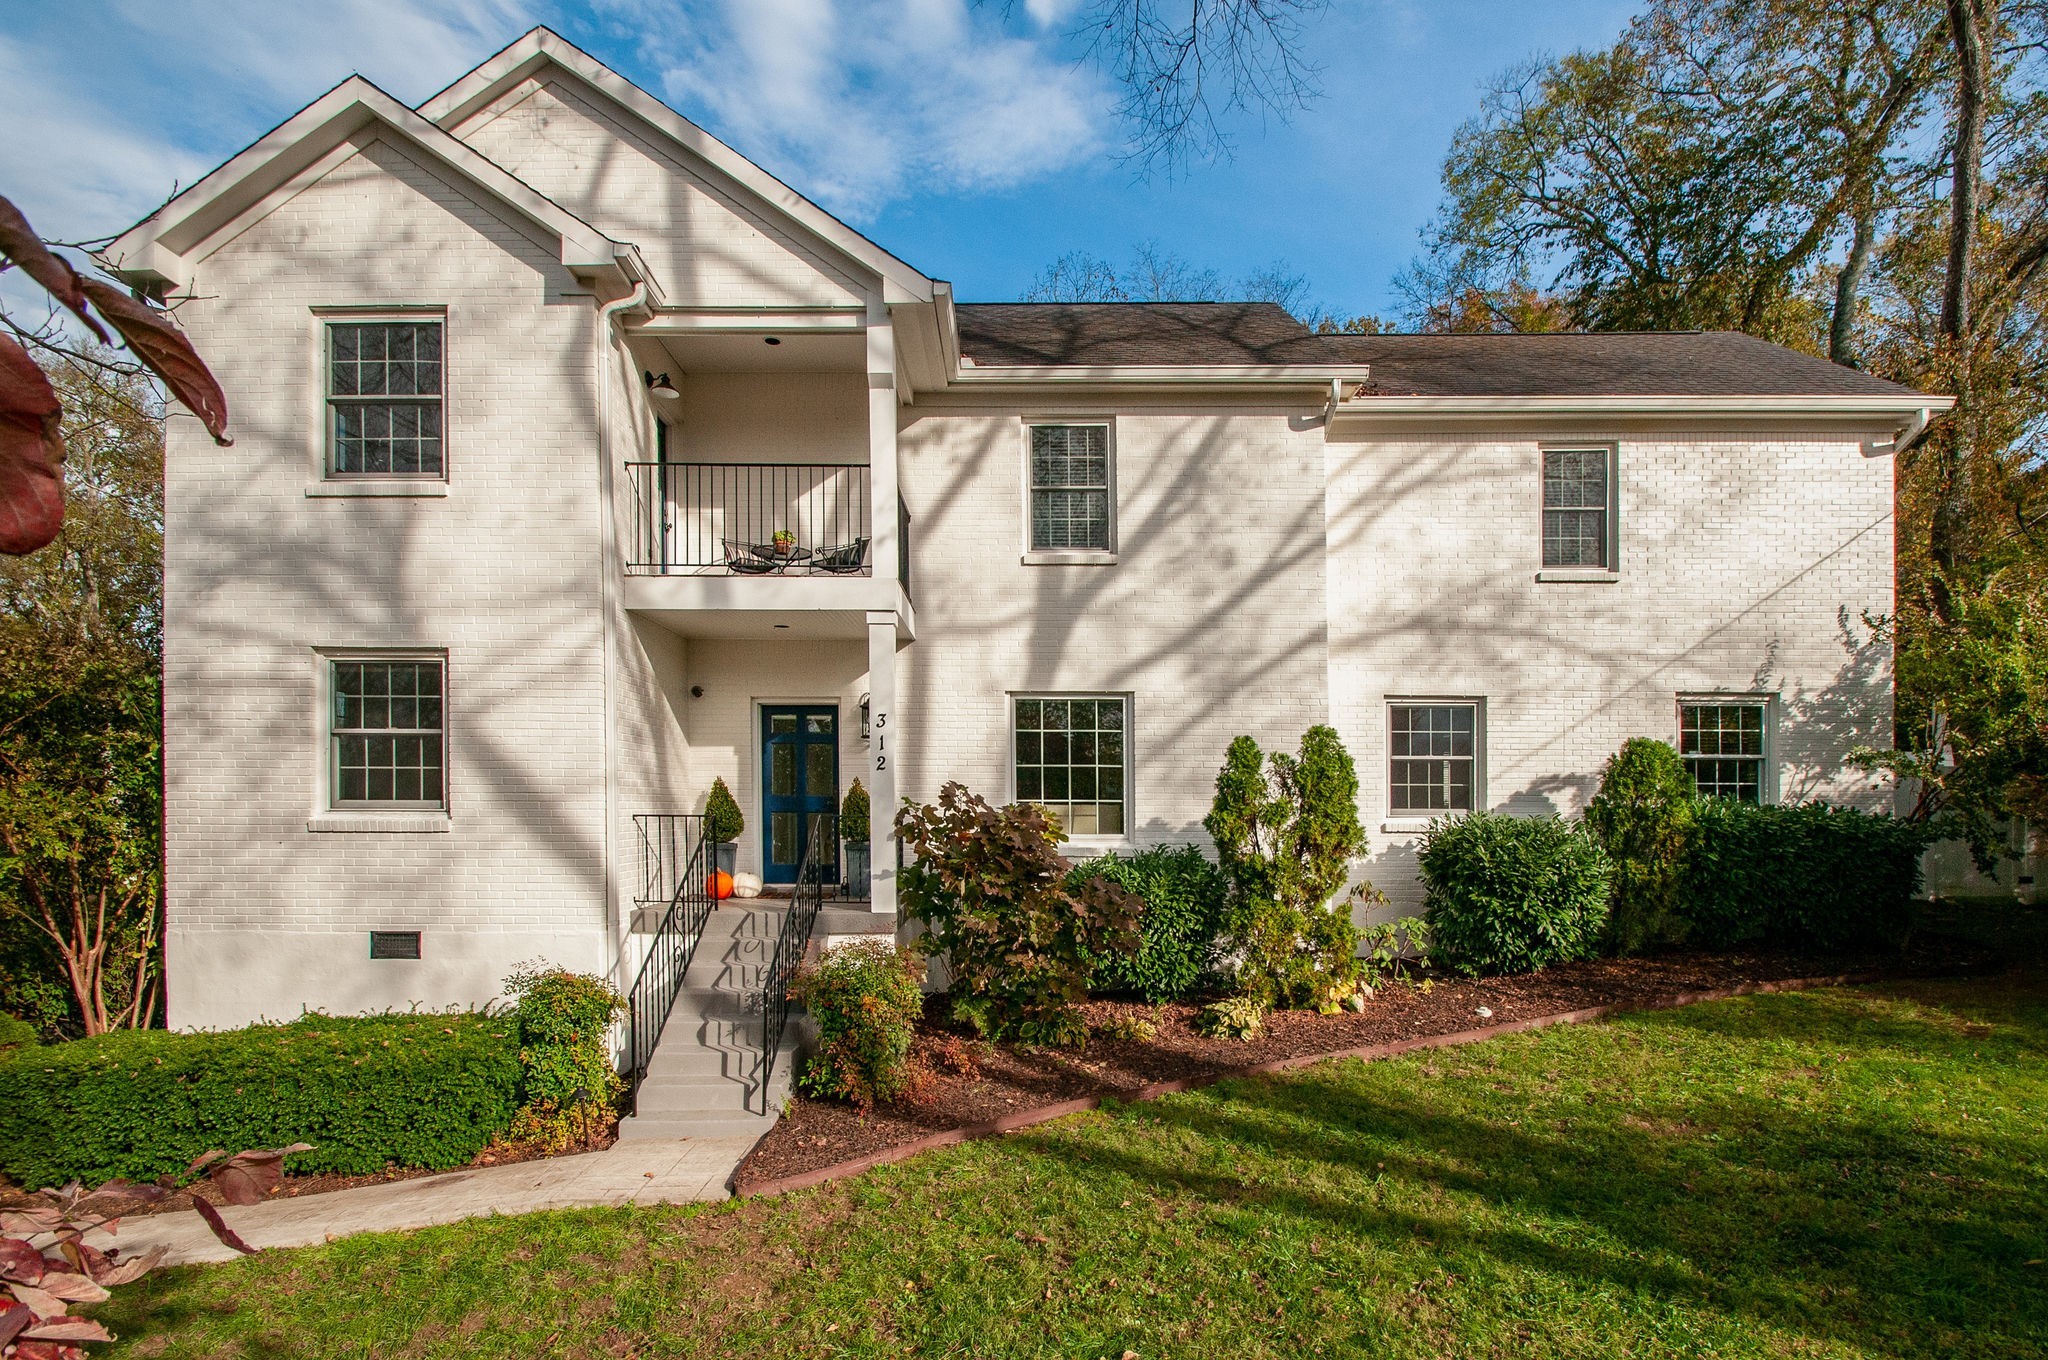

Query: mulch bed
[0,1124,620,1220]
[732,937,1998,1194]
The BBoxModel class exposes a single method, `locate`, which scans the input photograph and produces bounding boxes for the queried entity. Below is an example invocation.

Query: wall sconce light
[689,685,704,699]
[859,692,871,740]
[642,371,681,402]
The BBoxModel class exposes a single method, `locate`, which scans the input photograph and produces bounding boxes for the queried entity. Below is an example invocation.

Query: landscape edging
[729,970,1884,1198]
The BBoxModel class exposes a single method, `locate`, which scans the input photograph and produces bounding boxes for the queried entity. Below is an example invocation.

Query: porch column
[866,295,899,602]
[866,610,900,917]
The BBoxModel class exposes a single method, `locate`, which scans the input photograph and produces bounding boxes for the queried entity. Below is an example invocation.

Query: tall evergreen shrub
[1584,738,1697,954]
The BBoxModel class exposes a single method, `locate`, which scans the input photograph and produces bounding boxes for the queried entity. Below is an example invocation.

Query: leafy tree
[0,359,165,1036]
[1203,726,1367,1007]
[1584,739,1697,954]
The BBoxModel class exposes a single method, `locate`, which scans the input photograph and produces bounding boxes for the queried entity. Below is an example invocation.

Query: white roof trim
[418,28,937,306]
[1329,393,1956,420]
[951,363,1377,386]
[103,76,630,289]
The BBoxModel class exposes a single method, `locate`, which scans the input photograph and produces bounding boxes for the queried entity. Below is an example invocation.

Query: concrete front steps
[618,900,895,1142]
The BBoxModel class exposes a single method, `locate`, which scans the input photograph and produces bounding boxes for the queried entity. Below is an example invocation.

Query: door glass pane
[806,714,834,736]
[771,812,797,865]
[771,713,798,734]
[772,744,796,796]
[806,742,834,797]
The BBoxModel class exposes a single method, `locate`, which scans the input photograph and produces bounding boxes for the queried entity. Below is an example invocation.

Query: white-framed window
[1541,445,1614,569]
[1013,694,1128,837]
[1679,699,1769,804]
[1389,701,1481,815]
[330,657,446,808]
[1026,423,1114,554]
[326,319,444,477]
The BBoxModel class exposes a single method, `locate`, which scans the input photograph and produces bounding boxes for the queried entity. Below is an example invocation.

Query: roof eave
[1329,392,1954,422]
[950,362,1376,387]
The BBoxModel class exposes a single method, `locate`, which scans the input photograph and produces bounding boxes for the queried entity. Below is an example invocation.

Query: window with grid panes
[1389,703,1478,813]
[1679,702,1766,803]
[1014,696,1126,835]
[332,660,445,807]
[1542,447,1611,567]
[1028,424,1111,551]
[328,321,443,476]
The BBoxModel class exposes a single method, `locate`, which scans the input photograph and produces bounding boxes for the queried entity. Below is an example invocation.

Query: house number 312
[873,711,888,770]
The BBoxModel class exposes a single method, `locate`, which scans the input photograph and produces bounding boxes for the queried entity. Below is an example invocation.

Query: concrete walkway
[83,1137,757,1267]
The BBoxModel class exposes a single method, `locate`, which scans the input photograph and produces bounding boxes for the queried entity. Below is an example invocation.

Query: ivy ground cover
[101,968,2047,1358]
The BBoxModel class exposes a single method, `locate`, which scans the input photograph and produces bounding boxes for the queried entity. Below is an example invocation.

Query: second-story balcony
[626,461,872,577]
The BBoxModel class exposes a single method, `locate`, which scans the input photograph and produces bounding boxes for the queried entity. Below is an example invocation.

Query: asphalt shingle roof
[953,302,1930,400]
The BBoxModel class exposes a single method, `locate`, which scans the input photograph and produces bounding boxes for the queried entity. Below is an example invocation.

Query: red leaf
[6,1281,64,1320]
[206,1146,305,1206]
[0,332,64,555]
[22,1316,112,1343]
[0,196,108,344]
[76,279,230,445]
[32,1272,106,1305]
[189,1198,257,1256]
[0,1300,32,1347]
[0,1239,45,1285]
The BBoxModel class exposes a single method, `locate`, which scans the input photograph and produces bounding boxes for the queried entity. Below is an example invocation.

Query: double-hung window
[331,659,446,808]
[1679,701,1767,803]
[1389,702,1479,814]
[1542,446,1612,568]
[1027,424,1113,553]
[327,320,444,477]
[1014,695,1127,836]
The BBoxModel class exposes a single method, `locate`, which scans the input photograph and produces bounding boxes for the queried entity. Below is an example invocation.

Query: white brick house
[107,29,1947,1053]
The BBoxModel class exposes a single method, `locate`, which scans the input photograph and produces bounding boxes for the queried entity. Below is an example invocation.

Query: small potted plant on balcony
[705,776,743,878]
[771,528,797,558]
[840,778,871,899]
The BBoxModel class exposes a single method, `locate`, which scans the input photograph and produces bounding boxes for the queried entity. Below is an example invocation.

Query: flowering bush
[791,940,927,1112]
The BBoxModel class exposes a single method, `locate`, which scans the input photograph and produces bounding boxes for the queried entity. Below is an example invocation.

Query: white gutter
[1329,393,1956,421]
[595,282,648,991]
[952,363,1375,387]
[1862,405,1935,458]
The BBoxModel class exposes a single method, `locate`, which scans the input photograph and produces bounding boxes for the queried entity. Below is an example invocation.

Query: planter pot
[714,841,738,877]
[843,842,871,899]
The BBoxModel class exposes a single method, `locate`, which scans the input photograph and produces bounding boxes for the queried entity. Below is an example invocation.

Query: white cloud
[656,0,1110,218]
[1023,0,1087,27]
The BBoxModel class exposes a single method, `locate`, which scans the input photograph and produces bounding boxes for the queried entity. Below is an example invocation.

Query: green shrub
[503,963,624,1123]
[1419,812,1613,976]
[1682,800,1933,952]
[1196,995,1267,1040]
[1205,727,1368,1007]
[898,783,1141,1046]
[1358,916,1429,985]
[1071,845,1228,1001]
[1098,1012,1159,1042]
[840,778,871,844]
[0,1012,38,1051]
[705,776,744,844]
[1585,738,1698,954]
[790,939,927,1111]
[0,1011,520,1187]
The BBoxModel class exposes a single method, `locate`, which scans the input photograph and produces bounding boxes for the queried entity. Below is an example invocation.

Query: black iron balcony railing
[755,811,832,1113]
[622,813,715,1106]
[626,461,872,576]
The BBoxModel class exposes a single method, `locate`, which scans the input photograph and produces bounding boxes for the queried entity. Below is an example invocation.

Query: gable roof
[1323,331,1929,400]
[417,28,936,305]
[103,76,645,294]
[956,302,1329,366]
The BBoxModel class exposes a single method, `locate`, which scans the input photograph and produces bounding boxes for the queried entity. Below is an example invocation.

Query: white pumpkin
[731,872,765,899]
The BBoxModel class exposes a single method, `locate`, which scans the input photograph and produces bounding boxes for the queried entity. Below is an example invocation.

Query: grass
[102,968,2048,1358]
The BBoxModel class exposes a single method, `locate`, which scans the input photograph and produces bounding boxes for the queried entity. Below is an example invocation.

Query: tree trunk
[1831,205,1876,366]
[1942,0,1990,341]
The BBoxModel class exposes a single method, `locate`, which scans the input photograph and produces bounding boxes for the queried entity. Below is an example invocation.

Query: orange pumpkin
[709,870,735,900]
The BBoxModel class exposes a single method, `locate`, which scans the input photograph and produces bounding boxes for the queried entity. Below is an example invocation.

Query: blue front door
[761,705,838,884]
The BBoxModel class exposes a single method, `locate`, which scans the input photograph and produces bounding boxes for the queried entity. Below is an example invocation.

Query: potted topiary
[705,776,743,878]
[840,778,871,899]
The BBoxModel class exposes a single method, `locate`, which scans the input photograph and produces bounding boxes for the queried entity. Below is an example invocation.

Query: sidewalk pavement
[82,1137,757,1267]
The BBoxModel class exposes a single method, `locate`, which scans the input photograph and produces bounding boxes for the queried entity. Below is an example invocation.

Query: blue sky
[2,0,1643,321]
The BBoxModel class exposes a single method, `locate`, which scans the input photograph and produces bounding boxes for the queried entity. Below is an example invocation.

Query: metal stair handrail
[621,814,714,1108]
[757,811,832,1113]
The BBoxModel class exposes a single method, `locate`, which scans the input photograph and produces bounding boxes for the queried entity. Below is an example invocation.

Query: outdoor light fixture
[859,691,871,740]
[763,336,782,346]
[643,371,681,401]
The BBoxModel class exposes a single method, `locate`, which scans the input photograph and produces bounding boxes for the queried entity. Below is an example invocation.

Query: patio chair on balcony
[812,537,869,574]
[721,538,778,575]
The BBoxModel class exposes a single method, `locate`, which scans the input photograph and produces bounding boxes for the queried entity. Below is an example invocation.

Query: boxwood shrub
[0,1011,520,1188]
[1072,845,1229,1002]
[1682,800,1934,952]
[1419,812,1613,976]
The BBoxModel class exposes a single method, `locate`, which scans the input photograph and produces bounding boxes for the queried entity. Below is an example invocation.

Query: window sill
[307,481,449,498]
[1022,550,1116,566]
[1536,568,1618,583]
[308,811,451,833]
[1381,818,1449,835]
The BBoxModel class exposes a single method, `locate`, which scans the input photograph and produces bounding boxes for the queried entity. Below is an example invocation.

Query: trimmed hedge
[1682,800,1934,952]
[1419,812,1613,976]
[0,1011,520,1189]
[1073,845,1229,1002]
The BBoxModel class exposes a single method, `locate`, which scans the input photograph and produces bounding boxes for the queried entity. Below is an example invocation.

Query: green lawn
[104,970,2048,1359]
